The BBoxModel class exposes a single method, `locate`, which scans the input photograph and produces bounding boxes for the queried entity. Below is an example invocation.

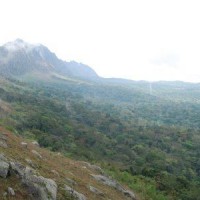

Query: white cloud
[0,0,200,82]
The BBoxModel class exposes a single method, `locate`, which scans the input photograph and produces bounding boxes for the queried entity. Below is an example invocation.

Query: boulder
[89,185,104,196]
[65,177,77,186]
[51,170,59,177]
[8,187,15,196]
[10,161,57,200]
[0,153,8,162]
[91,174,136,200]
[31,150,42,159]
[0,160,9,178]
[23,175,57,200]
[10,162,26,177]
[32,141,40,146]
[64,185,87,200]
[80,161,103,174]
[0,134,7,141]
[25,158,38,169]
[21,142,28,148]
[123,190,136,200]
[0,140,8,148]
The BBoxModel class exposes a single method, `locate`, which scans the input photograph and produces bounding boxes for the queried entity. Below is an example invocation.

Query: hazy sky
[0,0,200,82]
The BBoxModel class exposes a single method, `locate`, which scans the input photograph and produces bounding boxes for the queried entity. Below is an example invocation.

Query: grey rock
[10,161,26,177]
[21,142,28,148]
[0,140,8,148]
[65,177,77,186]
[31,150,42,159]
[0,160,9,178]
[123,190,136,200]
[25,158,38,169]
[80,162,103,174]
[10,161,57,200]
[0,134,7,141]
[32,141,40,146]
[91,174,136,200]
[23,175,57,200]
[89,164,103,173]
[51,170,59,177]
[8,187,15,196]
[64,185,87,200]
[89,185,104,196]
[24,166,36,177]
[0,153,8,162]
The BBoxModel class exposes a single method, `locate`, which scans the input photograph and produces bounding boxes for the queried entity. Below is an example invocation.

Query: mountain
[0,39,98,80]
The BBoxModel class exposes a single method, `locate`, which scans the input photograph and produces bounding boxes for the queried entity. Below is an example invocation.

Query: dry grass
[0,126,136,200]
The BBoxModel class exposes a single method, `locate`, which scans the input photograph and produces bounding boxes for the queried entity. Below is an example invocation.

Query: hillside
[0,40,200,200]
[0,126,136,200]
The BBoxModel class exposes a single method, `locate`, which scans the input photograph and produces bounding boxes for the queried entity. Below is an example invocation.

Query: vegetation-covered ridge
[0,76,200,200]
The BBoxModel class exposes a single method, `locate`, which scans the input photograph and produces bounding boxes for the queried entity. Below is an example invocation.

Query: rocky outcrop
[64,185,87,200]
[0,153,9,178]
[91,174,136,200]
[0,154,57,200]
[23,175,57,200]
[25,158,38,169]
[11,162,57,200]
[89,185,104,196]
[65,177,77,186]
[8,187,15,196]
[0,132,8,148]
[51,170,59,177]
[79,161,104,174]
[0,140,8,148]
[21,142,28,148]
[32,141,40,146]
[0,160,9,178]
[31,150,42,159]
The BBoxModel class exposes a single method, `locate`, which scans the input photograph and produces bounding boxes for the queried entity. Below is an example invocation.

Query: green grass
[105,167,170,200]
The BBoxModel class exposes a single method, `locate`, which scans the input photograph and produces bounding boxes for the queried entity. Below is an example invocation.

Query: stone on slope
[0,140,8,148]
[32,141,40,146]
[10,162,26,177]
[31,150,42,159]
[80,161,103,174]
[23,175,57,200]
[0,154,9,178]
[21,142,28,148]
[25,158,38,169]
[65,177,77,186]
[64,185,87,200]
[7,187,15,196]
[89,185,104,196]
[0,160,9,178]
[91,174,136,200]
[10,160,57,200]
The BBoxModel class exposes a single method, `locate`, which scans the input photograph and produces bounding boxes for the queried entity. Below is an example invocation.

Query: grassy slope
[0,126,138,200]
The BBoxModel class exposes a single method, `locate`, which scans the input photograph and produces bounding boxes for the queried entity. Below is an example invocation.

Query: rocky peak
[3,39,39,52]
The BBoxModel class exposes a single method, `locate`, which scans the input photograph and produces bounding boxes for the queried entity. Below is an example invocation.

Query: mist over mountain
[0,39,98,80]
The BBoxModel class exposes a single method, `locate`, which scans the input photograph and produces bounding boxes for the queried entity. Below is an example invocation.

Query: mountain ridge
[0,39,99,80]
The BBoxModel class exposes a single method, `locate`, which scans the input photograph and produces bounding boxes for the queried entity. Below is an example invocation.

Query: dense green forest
[0,76,200,200]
